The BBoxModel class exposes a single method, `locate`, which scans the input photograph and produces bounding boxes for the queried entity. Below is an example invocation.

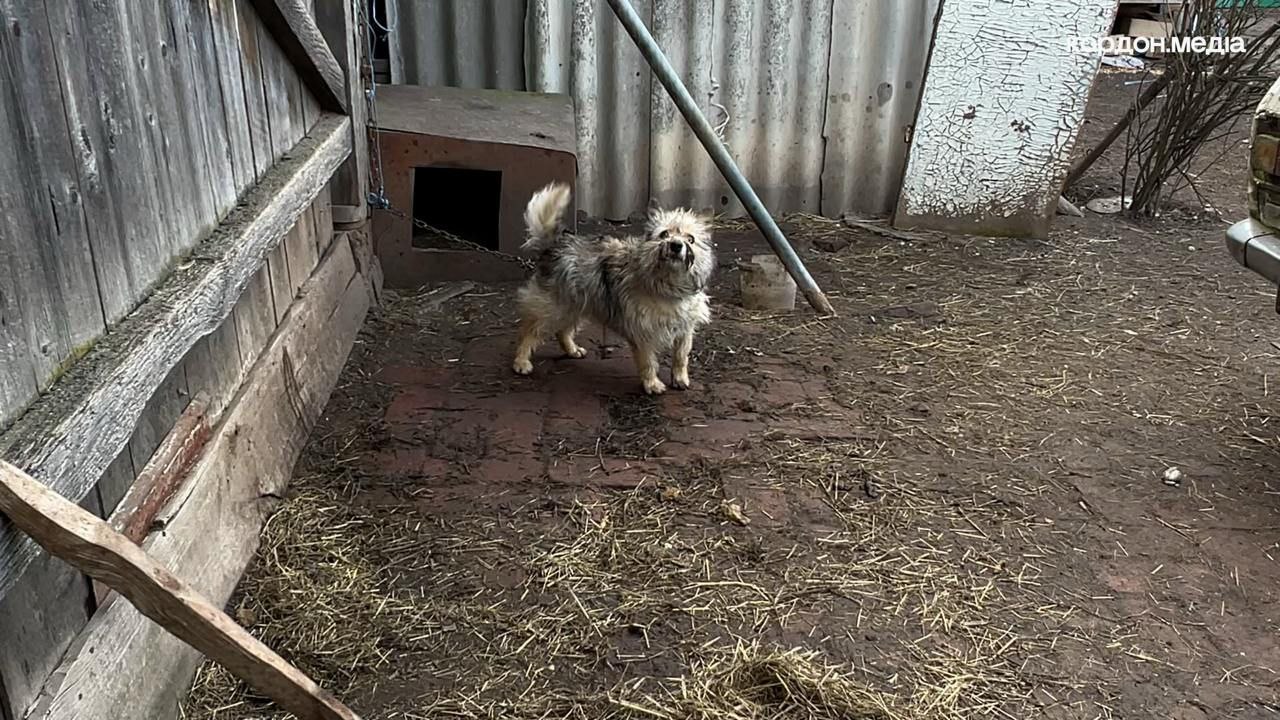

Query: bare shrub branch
[1121,0,1280,216]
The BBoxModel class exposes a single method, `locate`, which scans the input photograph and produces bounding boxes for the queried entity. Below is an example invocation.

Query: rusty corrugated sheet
[391,0,938,220]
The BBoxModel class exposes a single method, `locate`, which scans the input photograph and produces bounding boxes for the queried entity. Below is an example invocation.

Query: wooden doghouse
[371,84,578,285]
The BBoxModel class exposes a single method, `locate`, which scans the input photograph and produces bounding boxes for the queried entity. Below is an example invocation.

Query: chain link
[383,207,534,270]
[356,6,529,271]
[357,0,390,210]
[354,7,613,350]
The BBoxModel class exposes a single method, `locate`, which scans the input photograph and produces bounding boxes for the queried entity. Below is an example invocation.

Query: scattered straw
[183,209,1277,719]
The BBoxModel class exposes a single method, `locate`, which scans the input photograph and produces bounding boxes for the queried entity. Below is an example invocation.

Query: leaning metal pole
[602,0,835,315]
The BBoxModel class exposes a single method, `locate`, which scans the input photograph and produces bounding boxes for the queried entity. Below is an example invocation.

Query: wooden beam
[249,0,348,113]
[91,391,210,605]
[28,233,368,720]
[315,0,370,223]
[109,393,212,542]
[0,114,351,600]
[0,461,362,720]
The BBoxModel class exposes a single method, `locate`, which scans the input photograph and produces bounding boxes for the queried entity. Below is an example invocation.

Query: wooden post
[316,0,369,225]
[0,461,362,720]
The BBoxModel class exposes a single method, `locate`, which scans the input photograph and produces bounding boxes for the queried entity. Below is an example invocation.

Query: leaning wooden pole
[0,461,362,720]
[1063,73,1171,189]
[603,0,835,316]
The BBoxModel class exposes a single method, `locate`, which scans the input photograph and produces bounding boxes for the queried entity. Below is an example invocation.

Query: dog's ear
[645,206,668,235]
[686,210,714,238]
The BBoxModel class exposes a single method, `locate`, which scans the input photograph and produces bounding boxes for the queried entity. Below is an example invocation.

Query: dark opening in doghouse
[411,167,502,251]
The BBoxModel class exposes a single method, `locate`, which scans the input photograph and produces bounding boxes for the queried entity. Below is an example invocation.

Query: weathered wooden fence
[0,1,371,717]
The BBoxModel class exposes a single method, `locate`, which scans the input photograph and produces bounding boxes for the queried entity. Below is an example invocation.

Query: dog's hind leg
[671,332,693,390]
[556,321,588,359]
[513,313,546,375]
[629,340,667,395]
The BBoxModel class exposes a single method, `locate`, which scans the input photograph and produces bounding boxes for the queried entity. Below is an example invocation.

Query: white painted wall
[895,0,1115,237]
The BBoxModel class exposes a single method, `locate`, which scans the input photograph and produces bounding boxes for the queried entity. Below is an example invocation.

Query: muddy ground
[183,68,1280,719]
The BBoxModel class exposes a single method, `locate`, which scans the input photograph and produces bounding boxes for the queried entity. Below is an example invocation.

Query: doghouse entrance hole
[411,167,502,251]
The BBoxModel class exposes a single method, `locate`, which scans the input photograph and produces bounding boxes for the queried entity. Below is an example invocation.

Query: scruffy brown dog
[511,182,715,395]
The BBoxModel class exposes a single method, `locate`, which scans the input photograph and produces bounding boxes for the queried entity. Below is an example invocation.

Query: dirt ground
[182,69,1280,719]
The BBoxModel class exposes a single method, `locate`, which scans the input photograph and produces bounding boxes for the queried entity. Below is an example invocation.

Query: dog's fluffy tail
[522,182,572,252]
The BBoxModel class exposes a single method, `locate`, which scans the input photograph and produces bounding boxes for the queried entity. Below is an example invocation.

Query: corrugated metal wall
[390,0,939,220]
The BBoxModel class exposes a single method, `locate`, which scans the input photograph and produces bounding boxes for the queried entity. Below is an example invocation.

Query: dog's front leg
[512,315,545,375]
[630,341,667,395]
[557,325,588,359]
[671,332,693,389]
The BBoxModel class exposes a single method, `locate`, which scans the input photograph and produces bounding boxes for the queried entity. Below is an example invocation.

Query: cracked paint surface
[896,0,1114,236]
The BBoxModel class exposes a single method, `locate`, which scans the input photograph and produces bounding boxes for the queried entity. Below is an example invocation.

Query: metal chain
[382,207,534,270]
[356,5,528,271]
[357,0,390,210]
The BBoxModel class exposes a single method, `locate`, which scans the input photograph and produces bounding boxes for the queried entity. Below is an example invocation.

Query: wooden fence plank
[132,0,203,260]
[314,183,334,254]
[0,0,105,374]
[0,114,352,599]
[232,266,280,377]
[247,0,346,112]
[236,0,274,179]
[88,449,135,606]
[0,318,32,433]
[302,80,321,131]
[42,0,165,322]
[0,459,363,720]
[0,111,70,401]
[122,366,191,515]
[344,228,383,307]
[266,243,294,323]
[158,0,236,224]
[184,316,244,420]
[171,0,240,220]
[207,0,257,196]
[233,0,298,340]
[0,478,112,720]
[26,238,370,720]
[284,202,320,298]
[90,448,137,531]
[0,0,76,410]
[0,548,93,718]
[258,16,302,163]
[297,0,320,131]
[259,12,318,324]
[0,135,39,432]
[297,0,321,132]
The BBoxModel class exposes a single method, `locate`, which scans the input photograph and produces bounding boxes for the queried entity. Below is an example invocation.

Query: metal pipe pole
[602,0,835,316]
